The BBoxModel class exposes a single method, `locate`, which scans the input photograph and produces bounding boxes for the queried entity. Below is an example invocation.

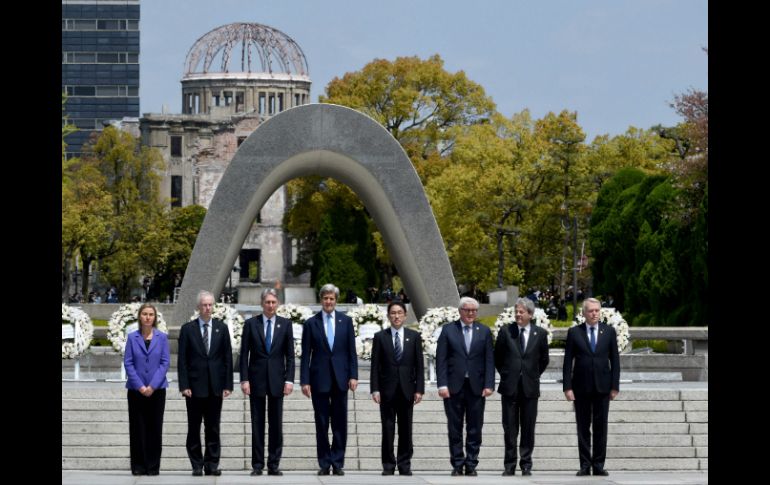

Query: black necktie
[203,323,209,354]
[265,319,272,352]
[394,330,402,362]
[590,326,596,352]
[520,327,526,353]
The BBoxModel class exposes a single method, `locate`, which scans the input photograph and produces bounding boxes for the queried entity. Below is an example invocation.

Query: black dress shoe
[332,468,345,476]
[576,468,590,476]
[464,467,478,476]
[521,468,532,476]
[268,469,283,476]
[502,469,515,476]
[147,470,159,476]
[593,468,609,476]
[399,469,412,476]
[205,468,222,476]
[318,468,331,475]
[451,468,463,476]
[251,469,263,476]
[131,470,144,476]
[192,469,203,476]
[382,469,395,475]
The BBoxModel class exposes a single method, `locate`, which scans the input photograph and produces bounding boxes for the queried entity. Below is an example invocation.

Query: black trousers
[379,385,414,472]
[573,391,610,471]
[184,395,224,471]
[501,381,539,471]
[311,384,349,470]
[248,393,284,471]
[127,389,166,474]
[443,378,486,470]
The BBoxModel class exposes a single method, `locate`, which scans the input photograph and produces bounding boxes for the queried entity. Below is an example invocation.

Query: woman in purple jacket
[124,303,170,475]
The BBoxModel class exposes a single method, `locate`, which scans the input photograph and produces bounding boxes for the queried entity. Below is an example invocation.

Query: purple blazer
[124,328,170,391]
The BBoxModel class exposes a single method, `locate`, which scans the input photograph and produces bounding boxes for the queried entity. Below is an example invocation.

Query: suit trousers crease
[184,395,224,470]
[311,383,348,470]
[127,389,166,474]
[501,380,538,471]
[574,391,610,470]
[443,378,485,469]
[249,393,284,471]
[379,383,414,471]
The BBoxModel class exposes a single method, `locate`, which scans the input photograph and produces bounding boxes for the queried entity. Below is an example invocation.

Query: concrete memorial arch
[174,103,458,324]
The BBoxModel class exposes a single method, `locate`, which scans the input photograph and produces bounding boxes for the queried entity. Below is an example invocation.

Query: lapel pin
[405,338,410,342]
[277,324,281,328]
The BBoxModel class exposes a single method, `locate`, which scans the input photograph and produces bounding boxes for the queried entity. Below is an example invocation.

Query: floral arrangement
[107,303,168,354]
[418,306,460,358]
[348,304,388,360]
[573,307,631,353]
[348,304,389,333]
[493,307,554,344]
[62,304,95,359]
[276,303,313,358]
[190,302,244,353]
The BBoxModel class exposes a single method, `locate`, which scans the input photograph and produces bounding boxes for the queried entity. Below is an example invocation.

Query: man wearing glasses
[370,300,425,476]
[436,297,495,476]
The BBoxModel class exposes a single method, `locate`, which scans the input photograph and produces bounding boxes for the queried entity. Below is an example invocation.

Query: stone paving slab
[63,470,708,484]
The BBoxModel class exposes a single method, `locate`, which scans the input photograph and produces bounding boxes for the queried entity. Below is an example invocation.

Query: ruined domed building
[140,23,311,302]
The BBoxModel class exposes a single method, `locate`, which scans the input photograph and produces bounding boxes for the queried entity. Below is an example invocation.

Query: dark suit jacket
[494,324,549,399]
[562,323,620,395]
[299,311,358,393]
[436,320,495,395]
[178,318,234,397]
[370,327,425,400]
[124,328,170,391]
[239,314,295,397]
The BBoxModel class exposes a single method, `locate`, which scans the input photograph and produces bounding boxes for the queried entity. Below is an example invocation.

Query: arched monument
[174,103,458,323]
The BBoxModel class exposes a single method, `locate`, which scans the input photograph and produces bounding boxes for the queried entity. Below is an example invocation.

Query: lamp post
[561,215,578,320]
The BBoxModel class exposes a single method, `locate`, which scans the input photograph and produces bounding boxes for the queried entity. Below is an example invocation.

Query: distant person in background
[124,303,170,476]
[397,289,410,304]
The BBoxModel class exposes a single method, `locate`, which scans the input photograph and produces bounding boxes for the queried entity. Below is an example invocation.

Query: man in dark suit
[436,297,495,476]
[239,288,295,476]
[300,284,358,476]
[370,300,425,476]
[178,290,234,476]
[563,297,620,477]
[494,297,550,476]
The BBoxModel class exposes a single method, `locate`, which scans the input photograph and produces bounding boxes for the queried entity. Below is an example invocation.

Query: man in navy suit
[370,300,425,476]
[178,290,233,476]
[436,297,495,476]
[300,284,358,475]
[240,288,295,476]
[563,298,620,477]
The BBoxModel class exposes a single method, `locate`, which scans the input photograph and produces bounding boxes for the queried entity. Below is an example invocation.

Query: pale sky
[140,0,708,142]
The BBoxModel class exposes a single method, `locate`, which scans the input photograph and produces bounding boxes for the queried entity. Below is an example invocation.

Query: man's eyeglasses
[460,308,478,313]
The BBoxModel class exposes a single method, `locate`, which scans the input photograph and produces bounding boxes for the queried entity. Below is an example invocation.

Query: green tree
[77,126,169,301]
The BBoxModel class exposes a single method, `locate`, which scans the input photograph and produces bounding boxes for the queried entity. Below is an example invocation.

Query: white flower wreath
[493,307,554,344]
[62,304,95,359]
[418,306,460,358]
[573,307,631,353]
[348,304,388,360]
[190,302,245,353]
[276,303,313,358]
[108,303,167,354]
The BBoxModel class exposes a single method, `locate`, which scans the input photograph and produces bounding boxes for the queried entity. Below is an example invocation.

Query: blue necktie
[394,330,402,362]
[265,318,272,352]
[589,326,596,352]
[326,314,334,349]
